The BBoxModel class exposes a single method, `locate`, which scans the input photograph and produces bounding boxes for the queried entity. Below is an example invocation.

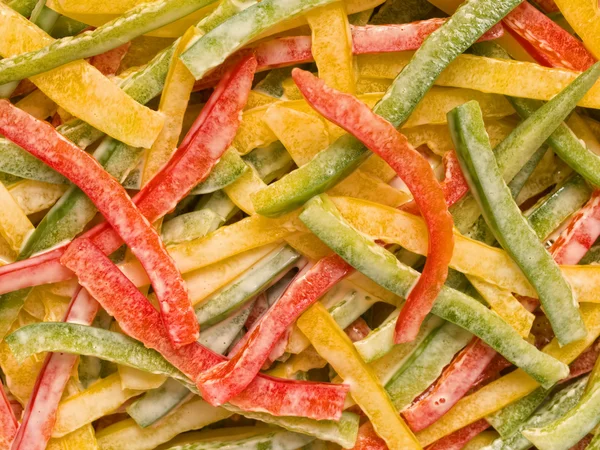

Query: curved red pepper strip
[0,100,198,348]
[401,150,469,216]
[89,42,131,76]
[425,419,490,450]
[0,55,257,296]
[11,288,98,450]
[551,190,600,265]
[502,2,596,71]
[61,238,350,421]
[291,68,454,344]
[0,379,17,450]
[351,422,388,450]
[196,254,353,406]
[192,21,503,91]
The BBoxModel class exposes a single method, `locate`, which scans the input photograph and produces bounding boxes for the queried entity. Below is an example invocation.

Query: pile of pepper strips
[1,0,600,448]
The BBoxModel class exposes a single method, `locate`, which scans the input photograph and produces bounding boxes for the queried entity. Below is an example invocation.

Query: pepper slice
[196,254,352,406]
[425,419,490,450]
[0,55,257,296]
[552,0,600,60]
[0,100,199,349]
[61,238,350,421]
[0,379,17,450]
[299,302,422,450]
[292,68,454,343]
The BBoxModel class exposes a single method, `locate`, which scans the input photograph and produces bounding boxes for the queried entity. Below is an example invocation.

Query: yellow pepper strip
[47,425,99,450]
[416,303,600,446]
[282,77,304,100]
[553,0,600,60]
[267,347,327,379]
[95,398,232,450]
[53,373,142,438]
[356,77,392,94]
[467,276,534,338]
[0,234,15,265]
[306,2,355,94]
[185,244,278,305]
[584,117,600,141]
[359,52,600,108]
[24,286,61,321]
[462,431,499,450]
[332,196,600,302]
[0,181,34,253]
[330,170,411,207]
[0,311,45,405]
[285,232,333,260]
[47,0,151,15]
[8,180,68,215]
[15,89,57,120]
[168,212,304,274]
[223,165,266,215]
[239,88,513,154]
[298,303,422,450]
[0,4,164,148]
[141,28,198,186]
[245,91,279,110]
[568,114,600,155]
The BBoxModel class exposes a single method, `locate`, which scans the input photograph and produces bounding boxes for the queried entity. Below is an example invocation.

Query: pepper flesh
[0,100,199,348]
[61,238,350,420]
[292,68,454,343]
[196,254,352,406]
[0,55,257,296]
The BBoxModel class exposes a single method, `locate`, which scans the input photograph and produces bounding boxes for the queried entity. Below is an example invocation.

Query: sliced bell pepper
[425,420,490,450]
[300,194,569,388]
[307,2,355,94]
[298,302,422,450]
[196,254,352,406]
[180,0,337,80]
[358,52,600,109]
[190,149,248,195]
[141,27,198,187]
[552,0,600,60]
[414,303,600,446]
[252,0,522,217]
[503,1,596,71]
[0,181,34,254]
[0,54,257,296]
[550,190,600,265]
[0,101,199,348]
[52,372,141,438]
[351,422,387,450]
[402,339,497,432]
[0,3,164,148]
[61,238,350,420]
[292,68,453,343]
[0,379,17,450]
[449,100,586,345]
[96,398,233,450]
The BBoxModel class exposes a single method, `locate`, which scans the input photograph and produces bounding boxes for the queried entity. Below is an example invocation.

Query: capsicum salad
[2,0,600,449]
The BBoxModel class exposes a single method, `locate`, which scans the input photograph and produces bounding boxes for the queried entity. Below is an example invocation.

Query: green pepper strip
[449,100,586,345]
[180,0,336,80]
[190,150,248,195]
[0,0,219,85]
[300,194,569,388]
[252,0,524,217]
[0,138,67,184]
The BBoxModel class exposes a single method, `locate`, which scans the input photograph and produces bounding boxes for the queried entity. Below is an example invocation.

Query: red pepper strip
[425,419,490,450]
[192,21,503,91]
[61,238,350,420]
[569,435,593,450]
[345,317,372,343]
[550,190,600,265]
[10,79,36,99]
[11,287,99,450]
[351,422,388,450]
[196,255,353,406]
[470,354,511,389]
[566,340,600,380]
[401,150,469,216]
[89,42,131,76]
[0,100,198,348]
[0,55,257,296]
[292,68,454,344]
[502,2,596,72]
[403,339,497,432]
[0,380,17,450]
